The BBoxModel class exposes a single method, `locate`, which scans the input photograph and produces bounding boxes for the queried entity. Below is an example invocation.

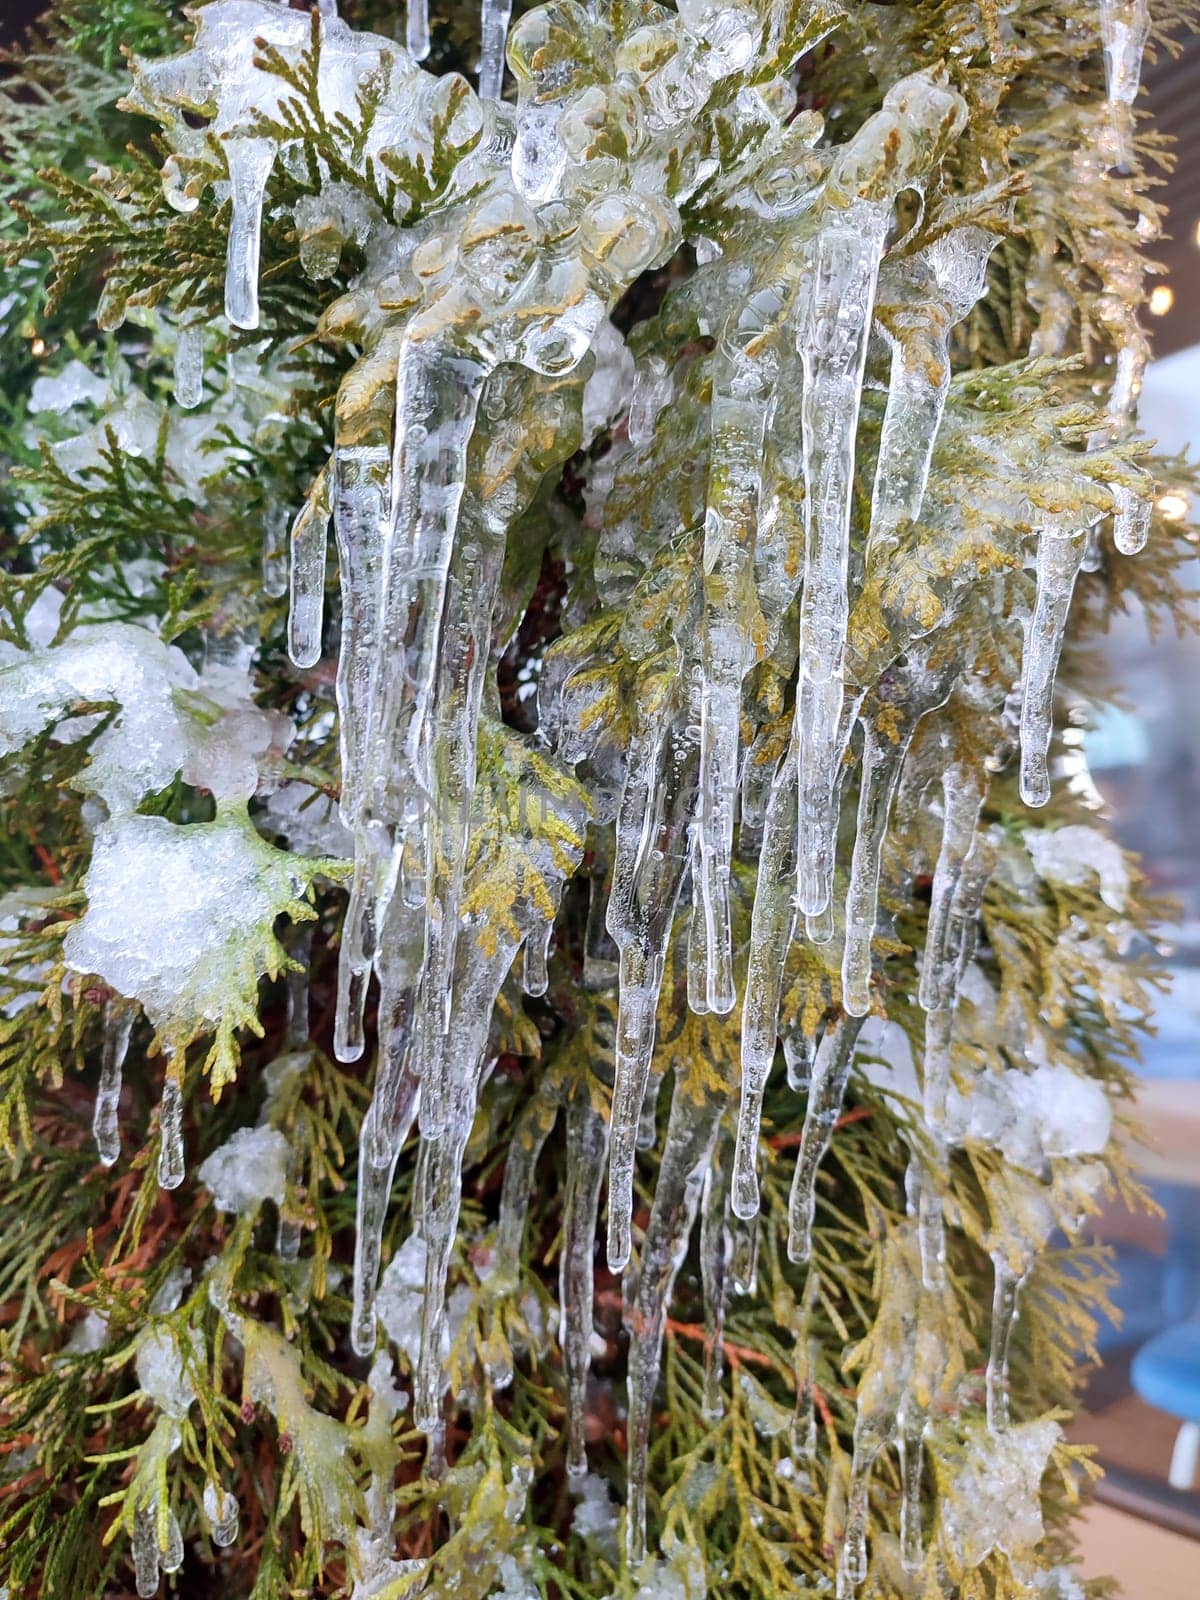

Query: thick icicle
[93,1000,134,1167]
[560,1094,608,1476]
[788,1014,865,1263]
[157,1069,185,1190]
[734,740,796,1219]
[407,0,431,60]
[1019,530,1086,807]
[223,138,275,331]
[523,920,552,997]
[288,467,331,669]
[625,1080,724,1565]
[478,0,512,101]
[161,1512,184,1574]
[173,320,204,411]
[1111,480,1152,556]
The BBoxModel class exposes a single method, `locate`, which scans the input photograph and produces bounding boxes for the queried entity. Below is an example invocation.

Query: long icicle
[93,1000,135,1167]
[1019,529,1087,807]
[788,1015,866,1263]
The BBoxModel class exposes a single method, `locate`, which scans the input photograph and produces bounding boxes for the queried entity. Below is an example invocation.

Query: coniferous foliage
[0,1,1197,1597]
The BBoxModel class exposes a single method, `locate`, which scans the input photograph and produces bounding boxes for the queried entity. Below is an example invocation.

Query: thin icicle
[791,1269,820,1459]
[734,742,797,1219]
[161,1511,184,1574]
[1099,0,1150,167]
[695,321,776,1016]
[351,1139,403,1358]
[407,0,431,60]
[173,320,204,411]
[94,1000,134,1167]
[157,1069,185,1190]
[919,766,984,1013]
[699,1144,732,1419]
[625,1082,724,1565]
[133,1506,160,1598]
[522,920,552,996]
[1019,530,1086,807]
[985,1252,1026,1432]
[560,1094,608,1476]
[262,504,290,599]
[788,1015,865,1263]
[496,1078,562,1275]
[783,1023,818,1093]
[288,466,331,669]
[606,713,698,1271]
[478,0,512,101]
[223,137,275,331]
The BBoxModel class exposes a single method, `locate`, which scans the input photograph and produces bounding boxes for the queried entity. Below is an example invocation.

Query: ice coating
[69,1,1162,1584]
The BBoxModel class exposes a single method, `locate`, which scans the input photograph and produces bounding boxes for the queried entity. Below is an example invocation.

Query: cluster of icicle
[115,0,1155,1586]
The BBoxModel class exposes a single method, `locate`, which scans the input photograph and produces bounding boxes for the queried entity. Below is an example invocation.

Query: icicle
[628,354,672,446]
[699,1146,732,1419]
[1019,530,1086,807]
[919,767,984,1013]
[795,198,890,915]
[787,1015,865,1263]
[497,1079,562,1276]
[842,658,952,1018]
[731,1207,759,1296]
[133,1506,160,1598]
[734,744,797,1219]
[203,1481,240,1549]
[897,1413,926,1574]
[695,327,775,1017]
[560,1095,608,1476]
[867,227,997,561]
[223,137,275,331]
[173,320,204,411]
[783,1021,818,1092]
[262,503,289,600]
[606,714,698,1271]
[161,1511,184,1574]
[1111,481,1152,556]
[791,1269,819,1458]
[157,1069,185,1190]
[1099,0,1150,168]
[625,1082,724,1565]
[93,1000,134,1167]
[351,1045,420,1357]
[288,467,331,671]
[985,1253,1026,1432]
[522,920,552,997]
[478,0,512,101]
[838,1428,882,1598]
[407,0,431,60]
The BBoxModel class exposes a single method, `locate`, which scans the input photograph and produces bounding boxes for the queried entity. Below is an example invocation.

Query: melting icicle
[792,1269,819,1459]
[224,138,276,331]
[1019,530,1086,807]
[478,0,512,101]
[625,1082,724,1565]
[788,1015,865,1263]
[561,1095,608,1476]
[262,504,290,600]
[734,742,797,1219]
[133,1506,160,1598]
[351,1050,419,1358]
[173,320,204,411]
[93,1000,134,1167]
[157,1070,185,1190]
[628,354,672,446]
[919,767,984,1012]
[783,1021,818,1092]
[203,1481,240,1548]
